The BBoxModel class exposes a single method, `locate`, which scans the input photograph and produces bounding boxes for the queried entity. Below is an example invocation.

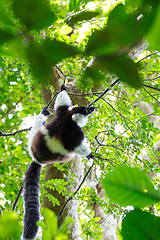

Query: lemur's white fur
[40,126,72,156]
[54,90,72,110]
[74,138,91,156]
[28,113,47,161]
[72,114,88,128]
[69,106,89,128]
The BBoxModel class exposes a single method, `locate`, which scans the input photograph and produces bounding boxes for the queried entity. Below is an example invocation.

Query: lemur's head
[71,106,95,127]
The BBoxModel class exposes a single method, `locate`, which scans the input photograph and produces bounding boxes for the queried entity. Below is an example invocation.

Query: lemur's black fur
[22,162,41,239]
[21,87,94,239]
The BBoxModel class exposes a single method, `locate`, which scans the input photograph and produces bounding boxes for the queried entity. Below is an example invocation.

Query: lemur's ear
[41,106,51,116]
[61,84,67,91]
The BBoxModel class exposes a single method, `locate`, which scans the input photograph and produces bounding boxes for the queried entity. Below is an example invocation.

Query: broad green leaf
[0,1,14,26]
[27,39,81,82]
[69,0,80,12]
[125,0,145,10]
[122,209,160,240]
[58,216,74,234]
[85,2,159,55]
[146,3,160,51]
[68,11,99,24]
[85,4,139,55]
[0,212,21,239]
[43,208,57,235]
[81,66,106,89]
[85,26,117,55]
[0,30,14,45]
[103,165,160,207]
[27,40,53,83]
[60,26,73,35]
[12,0,56,30]
[0,36,29,60]
[97,55,142,89]
[42,39,82,64]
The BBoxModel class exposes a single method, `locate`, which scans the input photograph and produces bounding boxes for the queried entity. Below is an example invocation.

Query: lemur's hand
[61,84,67,91]
[41,107,51,116]
[86,152,94,160]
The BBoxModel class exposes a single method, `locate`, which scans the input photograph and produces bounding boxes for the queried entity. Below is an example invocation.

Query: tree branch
[88,79,120,107]
[0,128,31,137]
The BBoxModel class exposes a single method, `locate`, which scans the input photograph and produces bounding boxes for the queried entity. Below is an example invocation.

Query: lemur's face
[78,106,95,115]
[72,106,95,115]
[71,106,95,127]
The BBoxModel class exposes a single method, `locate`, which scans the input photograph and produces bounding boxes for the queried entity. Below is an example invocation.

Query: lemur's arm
[28,107,51,159]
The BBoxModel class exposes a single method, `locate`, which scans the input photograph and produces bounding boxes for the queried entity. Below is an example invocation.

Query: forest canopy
[0,0,160,239]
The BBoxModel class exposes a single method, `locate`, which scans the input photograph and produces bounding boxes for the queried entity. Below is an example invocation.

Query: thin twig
[0,128,31,137]
[102,98,135,138]
[46,91,59,109]
[143,76,160,82]
[57,161,95,220]
[12,186,23,211]
[55,65,67,85]
[137,51,159,63]
[68,91,102,96]
[88,79,120,107]
[143,86,160,105]
[0,206,3,215]
[142,83,160,92]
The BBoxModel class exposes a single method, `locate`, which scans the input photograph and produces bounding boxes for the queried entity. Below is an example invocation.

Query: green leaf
[27,39,81,82]
[146,3,160,51]
[42,39,82,64]
[125,0,145,10]
[81,65,106,89]
[58,216,74,234]
[85,2,160,55]
[43,208,58,235]
[0,212,21,239]
[12,0,56,30]
[69,0,80,12]
[122,209,160,240]
[68,11,99,24]
[0,30,14,45]
[97,55,142,89]
[85,4,139,55]
[27,40,53,83]
[102,165,160,207]
[0,1,14,26]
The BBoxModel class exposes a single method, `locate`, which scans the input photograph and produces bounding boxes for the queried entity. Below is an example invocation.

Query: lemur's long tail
[22,161,42,240]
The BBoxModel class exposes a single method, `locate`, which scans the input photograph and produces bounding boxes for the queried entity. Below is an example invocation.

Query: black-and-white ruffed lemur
[21,85,94,240]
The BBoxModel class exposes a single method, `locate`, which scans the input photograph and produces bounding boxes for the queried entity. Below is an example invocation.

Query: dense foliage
[0,0,160,239]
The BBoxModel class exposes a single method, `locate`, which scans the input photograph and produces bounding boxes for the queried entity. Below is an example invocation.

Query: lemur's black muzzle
[86,107,95,115]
